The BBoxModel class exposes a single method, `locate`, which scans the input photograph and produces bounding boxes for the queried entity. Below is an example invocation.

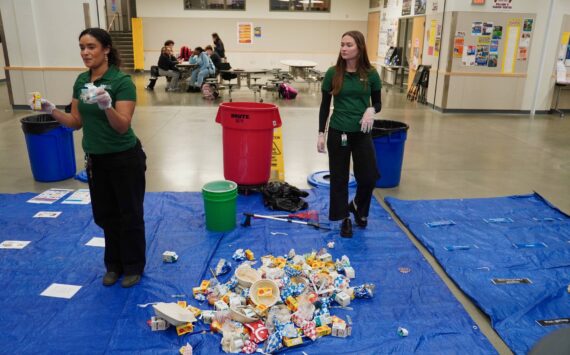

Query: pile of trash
[148,248,375,354]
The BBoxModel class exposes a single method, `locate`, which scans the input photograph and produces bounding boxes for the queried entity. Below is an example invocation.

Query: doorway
[367,11,380,63]
[105,0,136,32]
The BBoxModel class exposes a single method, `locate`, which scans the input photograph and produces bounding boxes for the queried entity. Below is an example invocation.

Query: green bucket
[202,180,238,232]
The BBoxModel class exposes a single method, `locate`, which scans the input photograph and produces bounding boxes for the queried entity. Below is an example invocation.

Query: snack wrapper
[242,340,258,354]
[354,283,375,299]
[302,320,317,341]
[215,259,232,276]
[232,249,246,262]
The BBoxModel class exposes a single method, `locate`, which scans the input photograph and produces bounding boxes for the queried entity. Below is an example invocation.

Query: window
[369,0,381,8]
[269,0,330,12]
[184,0,245,10]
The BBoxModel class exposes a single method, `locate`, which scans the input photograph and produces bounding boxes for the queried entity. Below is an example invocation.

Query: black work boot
[349,200,368,228]
[102,271,120,286]
[121,274,141,288]
[340,217,353,238]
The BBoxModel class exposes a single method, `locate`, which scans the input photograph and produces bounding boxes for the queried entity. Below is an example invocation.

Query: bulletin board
[450,11,536,74]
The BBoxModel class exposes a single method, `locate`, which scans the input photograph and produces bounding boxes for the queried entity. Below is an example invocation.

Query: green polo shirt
[322,67,381,132]
[73,65,137,154]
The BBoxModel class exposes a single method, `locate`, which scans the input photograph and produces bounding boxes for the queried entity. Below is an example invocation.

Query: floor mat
[384,192,570,355]
[0,189,495,354]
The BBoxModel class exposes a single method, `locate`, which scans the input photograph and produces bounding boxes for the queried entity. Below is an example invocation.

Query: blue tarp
[0,189,495,354]
[384,193,570,355]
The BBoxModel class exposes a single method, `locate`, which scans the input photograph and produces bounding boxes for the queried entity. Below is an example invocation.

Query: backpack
[201,83,219,100]
[278,83,298,100]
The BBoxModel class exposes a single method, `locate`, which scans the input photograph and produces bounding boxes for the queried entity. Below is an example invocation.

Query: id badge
[341,133,348,147]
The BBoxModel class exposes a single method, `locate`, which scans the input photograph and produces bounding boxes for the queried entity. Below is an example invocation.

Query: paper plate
[235,265,261,288]
[152,302,196,326]
[249,279,280,308]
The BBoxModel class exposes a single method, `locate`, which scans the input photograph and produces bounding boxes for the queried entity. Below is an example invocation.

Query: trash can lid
[307,170,356,188]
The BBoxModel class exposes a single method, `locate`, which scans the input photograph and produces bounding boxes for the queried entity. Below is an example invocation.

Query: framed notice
[237,22,253,44]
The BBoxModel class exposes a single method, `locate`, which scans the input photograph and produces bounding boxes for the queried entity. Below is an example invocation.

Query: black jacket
[158,54,179,71]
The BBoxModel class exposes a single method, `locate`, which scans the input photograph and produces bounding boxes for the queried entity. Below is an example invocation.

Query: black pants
[327,128,380,221]
[86,140,147,276]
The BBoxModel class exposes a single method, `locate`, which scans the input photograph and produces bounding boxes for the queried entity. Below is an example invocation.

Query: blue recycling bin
[372,120,409,188]
[21,114,76,182]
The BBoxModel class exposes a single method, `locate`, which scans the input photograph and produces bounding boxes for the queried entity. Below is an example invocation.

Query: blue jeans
[188,68,210,88]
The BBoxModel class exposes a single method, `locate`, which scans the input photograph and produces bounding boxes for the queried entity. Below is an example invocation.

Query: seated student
[164,40,180,62]
[158,46,181,92]
[178,46,192,62]
[205,45,222,74]
[186,47,216,92]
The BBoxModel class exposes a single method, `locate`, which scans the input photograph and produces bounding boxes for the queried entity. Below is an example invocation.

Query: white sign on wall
[493,0,513,10]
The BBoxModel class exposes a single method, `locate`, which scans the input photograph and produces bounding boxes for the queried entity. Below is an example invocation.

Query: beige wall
[421,0,570,112]
[0,45,5,81]
[137,0,368,71]
[552,14,570,110]
[0,0,101,106]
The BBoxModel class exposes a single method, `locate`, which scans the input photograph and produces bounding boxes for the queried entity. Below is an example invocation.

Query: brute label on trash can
[371,120,409,188]
[215,102,282,186]
[20,114,76,182]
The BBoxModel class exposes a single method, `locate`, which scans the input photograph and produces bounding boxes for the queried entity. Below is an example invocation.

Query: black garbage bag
[261,181,309,212]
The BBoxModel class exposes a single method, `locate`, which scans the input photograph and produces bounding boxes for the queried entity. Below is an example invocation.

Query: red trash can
[215,102,282,186]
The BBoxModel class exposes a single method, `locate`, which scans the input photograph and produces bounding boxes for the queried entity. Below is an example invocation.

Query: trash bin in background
[372,120,409,188]
[215,102,282,187]
[20,114,76,182]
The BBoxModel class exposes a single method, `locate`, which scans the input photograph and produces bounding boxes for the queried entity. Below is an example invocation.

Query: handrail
[107,12,118,32]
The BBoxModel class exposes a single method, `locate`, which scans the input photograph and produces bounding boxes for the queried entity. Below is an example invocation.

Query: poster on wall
[434,38,441,57]
[523,19,533,32]
[517,47,528,61]
[472,21,483,36]
[414,0,426,15]
[519,33,531,47]
[402,0,412,16]
[490,39,499,53]
[237,22,253,44]
[502,18,522,73]
[428,20,437,56]
[493,0,513,9]
[254,27,261,38]
[487,53,498,68]
[482,22,494,36]
[476,45,490,66]
[453,32,465,58]
[478,36,491,45]
[462,45,477,66]
[432,0,438,11]
[492,26,503,39]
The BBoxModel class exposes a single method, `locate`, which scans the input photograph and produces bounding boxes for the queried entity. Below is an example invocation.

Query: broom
[241,212,330,230]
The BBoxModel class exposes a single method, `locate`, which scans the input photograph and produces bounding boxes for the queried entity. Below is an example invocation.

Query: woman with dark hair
[317,30,382,238]
[31,28,146,288]
[212,32,226,59]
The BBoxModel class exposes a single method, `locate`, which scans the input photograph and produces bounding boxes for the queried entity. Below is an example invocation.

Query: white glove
[359,107,376,133]
[317,133,326,153]
[94,88,112,110]
[28,98,55,115]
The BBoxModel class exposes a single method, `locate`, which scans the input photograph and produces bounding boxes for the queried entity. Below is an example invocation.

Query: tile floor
[1,72,569,354]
